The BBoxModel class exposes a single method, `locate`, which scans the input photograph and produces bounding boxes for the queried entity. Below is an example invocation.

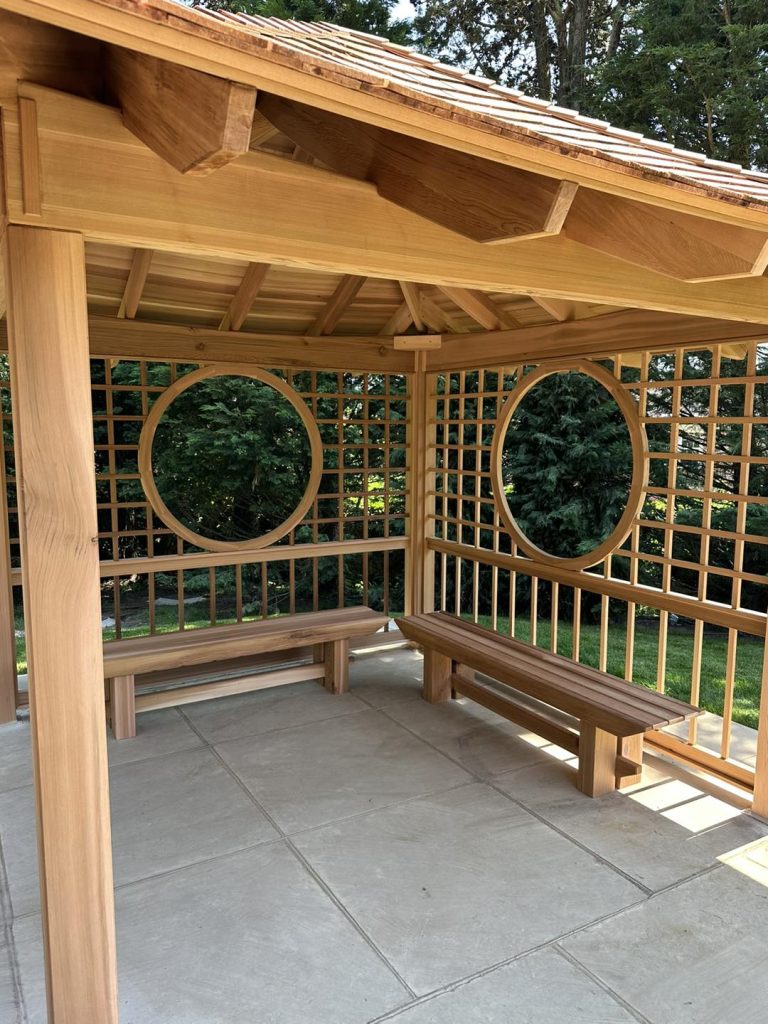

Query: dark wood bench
[396,612,700,797]
[105,606,388,740]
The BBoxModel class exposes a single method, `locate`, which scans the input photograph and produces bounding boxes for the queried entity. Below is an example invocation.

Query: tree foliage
[412,1,635,108]
[501,371,634,560]
[591,1,768,168]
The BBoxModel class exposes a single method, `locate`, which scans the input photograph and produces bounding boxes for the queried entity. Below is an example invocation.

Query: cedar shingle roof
[110,1,768,208]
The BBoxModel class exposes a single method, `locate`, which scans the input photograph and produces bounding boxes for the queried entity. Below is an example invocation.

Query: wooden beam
[420,293,469,334]
[438,286,519,329]
[0,315,413,373]
[249,109,280,149]
[218,261,269,331]
[9,85,768,324]
[117,246,153,319]
[399,281,424,332]
[431,308,768,371]
[380,301,413,336]
[530,295,576,322]
[105,46,256,175]
[3,225,117,1022]
[308,274,366,336]
[566,188,768,282]
[257,94,575,244]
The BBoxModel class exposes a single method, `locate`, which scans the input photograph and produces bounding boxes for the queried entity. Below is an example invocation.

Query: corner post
[752,637,768,819]
[405,350,436,616]
[3,225,118,1022]
[0,427,17,722]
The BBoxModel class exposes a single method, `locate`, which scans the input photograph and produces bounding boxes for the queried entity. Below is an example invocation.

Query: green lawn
[14,606,763,730]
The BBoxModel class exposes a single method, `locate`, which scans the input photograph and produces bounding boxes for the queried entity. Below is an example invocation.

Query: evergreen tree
[591,1,768,168]
[411,1,636,108]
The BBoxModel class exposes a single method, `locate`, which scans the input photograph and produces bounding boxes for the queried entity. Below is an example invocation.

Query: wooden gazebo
[1,1,767,1020]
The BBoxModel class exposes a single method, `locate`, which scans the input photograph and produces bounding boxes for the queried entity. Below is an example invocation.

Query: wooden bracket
[106,47,256,175]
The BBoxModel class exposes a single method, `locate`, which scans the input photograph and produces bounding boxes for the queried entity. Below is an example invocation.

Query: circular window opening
[139,366,322,551]
[492,361,647,569]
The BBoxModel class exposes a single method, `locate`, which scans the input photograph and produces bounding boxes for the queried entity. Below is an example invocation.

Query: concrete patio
[1,645,767,1024]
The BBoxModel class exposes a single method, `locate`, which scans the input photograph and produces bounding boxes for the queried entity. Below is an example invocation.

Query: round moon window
[139,365,322,551]
[491,361,647,569]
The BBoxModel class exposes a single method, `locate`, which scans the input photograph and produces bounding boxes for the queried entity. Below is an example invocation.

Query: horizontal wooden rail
[8,536,408,584]
[429,538,767,637]
[646,729,755,791]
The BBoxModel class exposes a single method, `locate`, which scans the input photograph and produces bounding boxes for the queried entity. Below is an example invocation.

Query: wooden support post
[109,674,136,740]
[405,351,436,617]
[0,432,17,722]
[324,638,349,694]
[577,722,618,797]
[752,638,768,819]
[616,734,644,789]
[423,648,452,703]
[3,225,118,1023]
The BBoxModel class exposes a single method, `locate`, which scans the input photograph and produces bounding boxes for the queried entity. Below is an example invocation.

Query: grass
[14,605,763,730]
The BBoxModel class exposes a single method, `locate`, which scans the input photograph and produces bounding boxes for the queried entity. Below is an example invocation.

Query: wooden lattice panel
[432,343,768,781]
[3,359,409,641]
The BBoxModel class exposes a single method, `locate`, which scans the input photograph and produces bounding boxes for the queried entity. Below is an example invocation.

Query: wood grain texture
[219,261,270,331]
[3,225,118,1022]
[107,46,256,174]
[116,247,153,319]
[108,675,136,740]
[577,723,618,797]
[103,607,387,678]
[257,93,569,243]
[566,188,768,282]
[0,420,17,722]
[9,85,768,323]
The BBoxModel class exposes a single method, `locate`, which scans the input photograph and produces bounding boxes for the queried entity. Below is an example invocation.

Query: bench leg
[577,722,617,797]
[324,638,349,695]
[312,643,325,664]
[452,662,474,699]
[616,734,644,789]
[109,675,136,740]
[423,649,452,703]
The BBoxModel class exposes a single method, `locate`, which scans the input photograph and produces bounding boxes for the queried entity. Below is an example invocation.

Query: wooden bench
[396,612,700,797]
[105,606,388,740]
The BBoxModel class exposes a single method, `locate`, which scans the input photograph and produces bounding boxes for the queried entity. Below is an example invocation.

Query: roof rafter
[438,286,519,329]
[219,261,270,331]
[308,274,367,335]
[117,247,153,320]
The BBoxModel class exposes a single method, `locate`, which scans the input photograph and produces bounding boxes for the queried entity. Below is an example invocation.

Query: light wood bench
[396,612,700,797]
[105,606,388,740]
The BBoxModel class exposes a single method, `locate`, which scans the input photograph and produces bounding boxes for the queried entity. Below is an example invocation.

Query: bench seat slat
[450,616,689,720]
[104,607,387,678]
[400,615,659,732]
[428,614,689,726]
[397,613,698,736]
